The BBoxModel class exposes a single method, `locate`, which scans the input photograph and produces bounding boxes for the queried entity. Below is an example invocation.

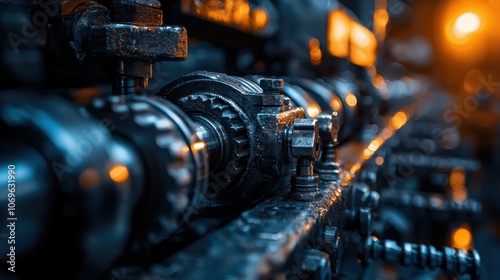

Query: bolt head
[317,113,334,143]
[291,118,320,160]
[302,249,332,280]
[317,112,339,144]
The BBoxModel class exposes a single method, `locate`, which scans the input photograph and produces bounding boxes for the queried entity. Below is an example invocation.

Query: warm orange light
[450,168,465,190]
[368,137,382,151]
[452,188,468,202]
[74,87,100,103]
[345,92,357,107]
[192,141,206,151]
[341,172,353,187]
[375,156,384,166]
[350,163,361,175]
[361,136,384,161]
[373,8,389,42]
[327,9,351,58]
[350,22,377,67]
[373,75,388,97]
[327,9,377,67]
[109,165,129,184]
[252,8,268,31]
[373,0,388,42]
[374,9,389,27]
[330,99,342,111]
[307,106,320,118]
[439,1,490,63]
[309,38,323,66]
[463,69,484,93]
[389,111,408,130]
[444,10,484,44]
[233,1,251,29]
[79,168,100,189]
[363,149,372,157]
[453,12,481,39]
[183,0,268,32]
[452,227,472,249]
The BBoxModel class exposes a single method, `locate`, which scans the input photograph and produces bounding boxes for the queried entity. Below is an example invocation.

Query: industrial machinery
[0,0,497,279]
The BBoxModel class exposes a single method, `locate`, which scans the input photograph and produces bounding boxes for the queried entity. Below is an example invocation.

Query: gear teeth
[234,137,250,155]
[175,93,251,188]
[87,95,201,249]
[222,108,238,119]
[230,122,246,133]
[213,104,230,110]
[210,98,225,105]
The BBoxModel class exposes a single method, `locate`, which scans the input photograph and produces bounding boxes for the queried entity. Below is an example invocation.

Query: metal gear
[176,94,251,196]
[87,94,208,249]
[157,71,308,212]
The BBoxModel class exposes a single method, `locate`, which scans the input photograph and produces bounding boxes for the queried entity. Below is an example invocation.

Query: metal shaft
[358,236,481,279]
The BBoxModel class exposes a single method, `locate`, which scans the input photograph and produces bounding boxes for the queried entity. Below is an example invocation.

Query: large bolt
[350,182,380,210]
[301,249,332,280]
[322,226,342,274]
[344,207,372,237]
[315,112,340,181]
[358,236,481,280]
[289,118,320,201]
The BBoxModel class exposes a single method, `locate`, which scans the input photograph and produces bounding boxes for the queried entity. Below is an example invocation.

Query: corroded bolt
[290,118,320,201]
[315,112,340,181]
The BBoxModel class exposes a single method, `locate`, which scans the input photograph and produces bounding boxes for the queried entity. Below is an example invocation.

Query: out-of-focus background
[1,0,500,279]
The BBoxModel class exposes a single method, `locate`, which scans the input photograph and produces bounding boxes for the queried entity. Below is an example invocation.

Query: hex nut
[317,112,335,144]
[291,118,320,160]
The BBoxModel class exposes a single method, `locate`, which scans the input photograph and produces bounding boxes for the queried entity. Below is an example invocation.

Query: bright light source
[109,165,129,184]
[309,38,323,66]
[453,12,481,38]
[389,111,408,130]
[374,9,389,27]
[327,10,351,58]
[327,9,377,67]
[375,156,384,166]
[452,187,468,202]
[345,92,357,107]
[192,141,206,151]
[330,99,342,111]
[252,8,269,31]
[307,106,320,118]
[450,168,465,190]
[350,22,377,67]
[452,227,472,249]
